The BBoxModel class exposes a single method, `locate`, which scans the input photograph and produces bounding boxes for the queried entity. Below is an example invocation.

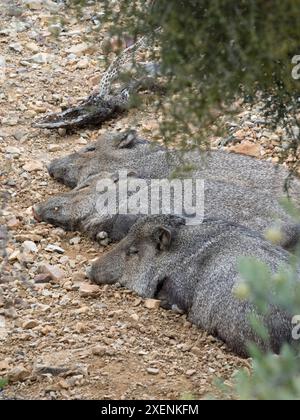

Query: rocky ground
[0,0,296,400]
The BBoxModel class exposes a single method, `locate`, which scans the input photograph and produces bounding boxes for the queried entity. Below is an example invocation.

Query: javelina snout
[47,146,96,189]
[88,243,127,286]
[33,182,96,231]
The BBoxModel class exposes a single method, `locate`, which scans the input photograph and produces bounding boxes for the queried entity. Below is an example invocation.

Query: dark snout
[47,159,78,188]
[88,247,125,286]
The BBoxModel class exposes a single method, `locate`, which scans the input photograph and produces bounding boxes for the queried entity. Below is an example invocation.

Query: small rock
[100,238,110,247]
[22,240,38,253]
[58,128,67,137]
[45,244,65,254]
[24,0,43,10]
[92,345,107,356]
[147,368,159,375]
[0,316,8,340]
[0,360,10,371]
[40,264,65,282]
[47,144,61,152]
[190,346,202,357]
[9,43,22,53]
[74,306,89,315]
[25,42,39,53]
[23,320,39,329]
[76,58,89,69]
[186,369,196,377]
[97,231,108,240]
[144,299,161,310]
[130,313,140,322]
[31,53,54,64]
[70,236,81,245]
[58,379,70,390]
[72,272,86,282]
[23,160,44,172]
[79,283,100,297]
[8,366,31,383]
[16,234,42,242]
[34,273,52,284]
[8,250,20,262]
[77,137,88,145]
[229,141,261,158]
[75,322,88,333]
[7,217,20,229]
[67,43,93,57]
[52,228,66,238]
[13,130,27,142]
[6,146,21,155]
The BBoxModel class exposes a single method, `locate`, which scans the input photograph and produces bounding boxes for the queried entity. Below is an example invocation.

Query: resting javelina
[34,172,141,242]
[47,130,174,188]
[88,215,297,357]
[47,130,300,204]
[34,169,300,248]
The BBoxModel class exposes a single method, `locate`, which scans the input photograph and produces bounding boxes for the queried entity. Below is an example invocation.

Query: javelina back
[88,215,298,357]
[47,130,300,206]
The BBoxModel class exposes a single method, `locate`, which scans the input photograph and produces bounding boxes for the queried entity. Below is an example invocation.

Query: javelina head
[88,215,186,297]
[33,171,148,240]
[47,130,149,187]
[33,180,98,231]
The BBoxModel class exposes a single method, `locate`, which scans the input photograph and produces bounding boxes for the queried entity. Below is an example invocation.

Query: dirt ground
[0,0,290,400]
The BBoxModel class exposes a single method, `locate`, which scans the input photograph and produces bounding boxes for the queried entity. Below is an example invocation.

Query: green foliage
[179,392,196,401]
[230,248,300,400]
[98,0,300,150]
[0,378,7,390]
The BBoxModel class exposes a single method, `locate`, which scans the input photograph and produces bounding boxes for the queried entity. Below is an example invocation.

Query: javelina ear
[156,226,172,251]
[113,130,137,149]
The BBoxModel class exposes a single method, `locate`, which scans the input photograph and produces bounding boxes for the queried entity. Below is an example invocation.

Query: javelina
[33,170,300,249]
[47,130,300,205]
[88,215,298,357]
[47,130,174,188]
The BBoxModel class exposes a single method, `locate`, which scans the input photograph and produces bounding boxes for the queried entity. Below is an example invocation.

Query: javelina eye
[127,246,139,256]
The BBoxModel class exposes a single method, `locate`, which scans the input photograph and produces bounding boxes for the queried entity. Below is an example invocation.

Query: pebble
[147,368,160,375]
[23,160,44,172]
[58,128,67,137]
[229,141,261,158]
[8,366,31,383]
[13,130,27,142]
[6,146,21,155]
[144,299,161,310]
[97,231,108,240]
[25,42,39,53]
[9,42,23,53]
[23,320,39,329]
[76,58,89,69]
[67,43,92,56]
[186,369,196,377]
[40,264,65,282]
[47,144,61,152]
[79,283,100,297]
[92,345,108,356]
[70,237,81,245]
[45,244,65,254]
[22,240,38,253]
[34,273,52,283]
[31,53,54,64]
